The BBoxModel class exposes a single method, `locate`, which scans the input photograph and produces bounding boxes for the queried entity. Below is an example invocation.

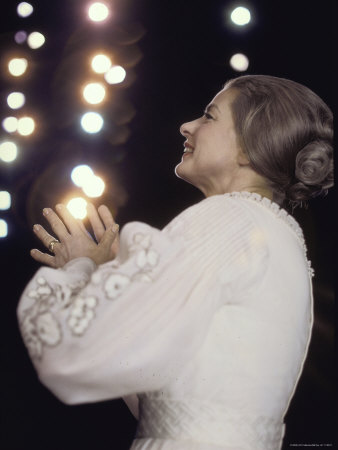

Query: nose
[180,119,197,137]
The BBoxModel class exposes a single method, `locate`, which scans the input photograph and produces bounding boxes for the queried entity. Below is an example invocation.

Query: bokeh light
[230,6,251,26]
[0,142,18,163]
[80,112,104,133]
[91,54,112,73]
[8,58,28,77]
[17,117,35,136]
[88,2,110,22]
[82,175,105,197]
[67,198,88,219]
[14,31,28,44]
[17,2,34,18]
[104,65,126,84]
[27,32,46,49]
[0,219,8,238]
[2,117,18,133]
[7,92,26,109]
[71,165,94,187]
[230,53,249,71]
[83,82,106,104]
[0,191,11,210]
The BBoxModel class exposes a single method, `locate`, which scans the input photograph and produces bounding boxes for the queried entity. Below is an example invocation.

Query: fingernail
[33,224,40,231]
[43,208,50,216]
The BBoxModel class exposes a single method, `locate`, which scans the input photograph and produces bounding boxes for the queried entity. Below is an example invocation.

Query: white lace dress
[17,192,314,450]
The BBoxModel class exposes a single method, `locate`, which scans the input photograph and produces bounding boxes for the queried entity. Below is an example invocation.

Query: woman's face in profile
[176,88,249,197]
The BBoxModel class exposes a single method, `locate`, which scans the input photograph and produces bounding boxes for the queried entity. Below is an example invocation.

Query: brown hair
[224,75,333,207]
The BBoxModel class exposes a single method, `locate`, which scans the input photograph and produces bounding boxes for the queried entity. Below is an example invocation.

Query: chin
[174,162,196,187]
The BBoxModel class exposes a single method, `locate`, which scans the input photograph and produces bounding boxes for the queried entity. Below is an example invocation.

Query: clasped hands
[31,203,119,268]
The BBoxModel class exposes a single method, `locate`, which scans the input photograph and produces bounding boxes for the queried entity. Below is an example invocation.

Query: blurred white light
[91,54,112,74]
[27,31,46,49]
[17,2,34,18]
[82,175,105,198]
[8,58,28,77]
[7,92,26,109]
[17,116,35,136]
[15,31,28,44]
[67,198,88,219]
[2,117,18,133]
[230,6,251,26]
[104,65,126,84]
[71,165,94,187]
[88,2,110,22]
[80,112,104,133]
[230,53,249,72]
[0,219,8,238]
[0,191,11,210]
[0,142,18,163]
[83,82,106,104]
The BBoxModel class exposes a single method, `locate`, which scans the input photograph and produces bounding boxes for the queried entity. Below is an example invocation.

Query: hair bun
[287,140,333,203]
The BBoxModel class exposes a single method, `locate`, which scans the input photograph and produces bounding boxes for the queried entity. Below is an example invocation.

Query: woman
[17,75,333,449]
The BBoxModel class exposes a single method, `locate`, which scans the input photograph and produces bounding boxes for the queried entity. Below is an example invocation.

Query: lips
[183,141,194,153]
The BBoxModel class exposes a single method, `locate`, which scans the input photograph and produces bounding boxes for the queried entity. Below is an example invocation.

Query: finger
[33,224,61,252]
[43,208,69,241]
[87,203,105,241]
[98,224,119,251]
[98,205,116,230]
[54,204,82,235]
[76,218,95,242]
[30,249,57,268]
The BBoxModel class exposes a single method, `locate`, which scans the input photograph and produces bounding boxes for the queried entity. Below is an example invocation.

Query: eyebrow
[205,103,221,113]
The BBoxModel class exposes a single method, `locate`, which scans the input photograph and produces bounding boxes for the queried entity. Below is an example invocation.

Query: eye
[203,111,214,120]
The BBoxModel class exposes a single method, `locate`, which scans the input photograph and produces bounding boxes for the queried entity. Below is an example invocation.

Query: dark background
[0,0,334,448]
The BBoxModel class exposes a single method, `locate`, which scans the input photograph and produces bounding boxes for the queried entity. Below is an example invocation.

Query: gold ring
[48,239,59,253]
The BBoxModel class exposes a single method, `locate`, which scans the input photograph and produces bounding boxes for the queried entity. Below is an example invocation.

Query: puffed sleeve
[17,195,268,404]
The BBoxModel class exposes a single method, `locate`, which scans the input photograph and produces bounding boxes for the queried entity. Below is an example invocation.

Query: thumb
[98,224,119,249]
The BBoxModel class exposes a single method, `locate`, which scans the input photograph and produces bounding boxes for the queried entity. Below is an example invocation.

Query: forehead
[207,88,237,119]
[211,87,237,107]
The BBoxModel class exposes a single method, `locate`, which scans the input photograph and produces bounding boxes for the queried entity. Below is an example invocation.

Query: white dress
[17,192,314,450]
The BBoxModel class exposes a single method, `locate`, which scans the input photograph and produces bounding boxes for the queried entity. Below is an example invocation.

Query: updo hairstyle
[225,75,333,207]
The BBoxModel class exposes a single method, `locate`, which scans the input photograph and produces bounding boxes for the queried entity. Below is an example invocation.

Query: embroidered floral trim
[67,296,97,335]
[19,276,87,360]
[92,232,160,299]
[227,191,315,278]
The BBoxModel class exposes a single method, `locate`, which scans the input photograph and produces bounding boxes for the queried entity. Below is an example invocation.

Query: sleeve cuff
[62,257,97,277]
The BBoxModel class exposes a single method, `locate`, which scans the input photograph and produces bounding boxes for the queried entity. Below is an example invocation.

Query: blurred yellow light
[0,142,18,163]
[67,198,88,219]
[80,112,104,133]
[17,117,35,136]
[17,2,34,18]
[83,82,106,104]
[229,53,249,72]
[104,65,126,84]
[0,219,8,238]
[91,54,112,73]
[7,92,26,109]
[8,58,28,77]
[230,6,251,26]
[27,31,46,49]
[88,2,110,22]
[0,191,11,210]
[71,165,94,187]
[82,175,105,198]
[2,117,18,133]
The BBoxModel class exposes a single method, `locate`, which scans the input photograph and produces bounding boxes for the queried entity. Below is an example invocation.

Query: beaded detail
[225,192,315,278]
